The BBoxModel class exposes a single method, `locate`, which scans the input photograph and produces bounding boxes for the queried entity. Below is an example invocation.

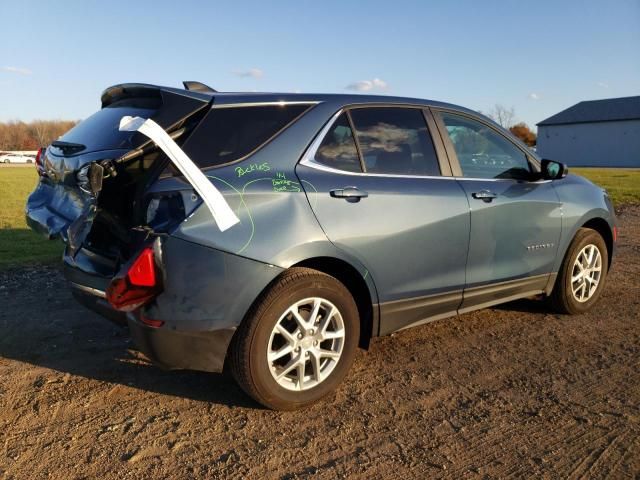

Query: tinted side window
[183,104,310,168]
[440,112,531,179]
[314,113,362,172]
[349,108,440,176]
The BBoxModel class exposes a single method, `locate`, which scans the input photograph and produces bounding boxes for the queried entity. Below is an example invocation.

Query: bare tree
[0,120,78,150]
[30,120,53,147]
[487,104,516,128]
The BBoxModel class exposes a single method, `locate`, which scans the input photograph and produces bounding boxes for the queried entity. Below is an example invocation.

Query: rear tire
[549,228,608,314]
[229,267,359,410]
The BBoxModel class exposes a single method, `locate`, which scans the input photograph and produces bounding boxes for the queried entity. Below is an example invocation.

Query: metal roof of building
[537,96,640,126]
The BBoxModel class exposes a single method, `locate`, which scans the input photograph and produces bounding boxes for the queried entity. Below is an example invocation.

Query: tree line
[0,120,78,151]
[486,104,537,147]
[0,105,537,152]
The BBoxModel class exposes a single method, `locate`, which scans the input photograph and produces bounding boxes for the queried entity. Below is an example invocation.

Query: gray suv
[27,82,616,410]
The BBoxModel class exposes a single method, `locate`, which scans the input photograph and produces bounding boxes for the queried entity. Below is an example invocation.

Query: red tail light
[106,248,161,311]
[35,147,45,176]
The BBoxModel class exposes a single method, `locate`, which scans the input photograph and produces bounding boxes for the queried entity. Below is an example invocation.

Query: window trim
[210,101,319,109]
[345,110,367,172]
[431,107,541,181]
[300,104,453,179]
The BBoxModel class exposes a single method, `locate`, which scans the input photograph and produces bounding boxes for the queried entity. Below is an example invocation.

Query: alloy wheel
[267,297,345,391]
[571,244,602,302]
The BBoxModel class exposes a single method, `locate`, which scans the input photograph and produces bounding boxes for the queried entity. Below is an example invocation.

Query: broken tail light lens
[106,247,161,312]
[35,147,45,176]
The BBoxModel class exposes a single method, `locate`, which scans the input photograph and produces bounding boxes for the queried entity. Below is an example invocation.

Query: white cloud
[597,81,609,89]
[528,92,540,100]
[232,68,264,79]
[345,78,389,92]
[2,66,32,75]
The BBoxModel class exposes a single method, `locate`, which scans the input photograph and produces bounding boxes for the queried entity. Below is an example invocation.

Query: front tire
[229,267,359,410]
[549,228,608,314]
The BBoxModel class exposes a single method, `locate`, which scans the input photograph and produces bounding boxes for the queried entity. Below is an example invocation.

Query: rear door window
[314,113,362,172]
[182,104,311,168]
[349,107,441,176]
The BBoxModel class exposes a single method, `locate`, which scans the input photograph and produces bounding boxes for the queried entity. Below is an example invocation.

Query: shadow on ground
[0,269,258,408]
[0,263,551,410]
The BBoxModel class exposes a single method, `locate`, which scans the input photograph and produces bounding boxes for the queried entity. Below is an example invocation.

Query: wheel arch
[581,217,614,268]
[292,256,377,349]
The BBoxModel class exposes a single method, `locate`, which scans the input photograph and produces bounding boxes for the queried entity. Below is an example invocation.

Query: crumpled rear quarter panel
[144,235,284,332]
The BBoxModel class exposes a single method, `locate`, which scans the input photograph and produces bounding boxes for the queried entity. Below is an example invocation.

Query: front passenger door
[434,110,562,310]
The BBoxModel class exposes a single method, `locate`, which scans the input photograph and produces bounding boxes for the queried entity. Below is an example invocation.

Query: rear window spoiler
[101,83,214,109]
[100,83,215,158]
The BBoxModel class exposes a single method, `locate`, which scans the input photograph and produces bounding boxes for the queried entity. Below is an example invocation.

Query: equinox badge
[527,243,554,251]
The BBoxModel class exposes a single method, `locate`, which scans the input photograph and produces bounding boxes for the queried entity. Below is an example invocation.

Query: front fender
[551,174,616,272]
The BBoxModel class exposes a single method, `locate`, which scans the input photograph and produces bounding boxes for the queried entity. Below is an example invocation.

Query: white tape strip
[119,116,239,232]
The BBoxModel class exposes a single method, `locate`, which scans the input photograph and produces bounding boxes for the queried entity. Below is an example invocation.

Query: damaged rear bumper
[127,314,236,372]
[64,235,284,373]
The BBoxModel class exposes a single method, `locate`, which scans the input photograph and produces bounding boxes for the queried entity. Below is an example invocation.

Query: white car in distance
[0,154,34,164]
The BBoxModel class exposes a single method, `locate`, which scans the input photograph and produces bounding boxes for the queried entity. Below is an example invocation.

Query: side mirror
[541,159,568,180]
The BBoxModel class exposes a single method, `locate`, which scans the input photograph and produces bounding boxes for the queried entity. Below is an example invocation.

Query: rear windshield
[58,103,156,152]
[181,104,311,168]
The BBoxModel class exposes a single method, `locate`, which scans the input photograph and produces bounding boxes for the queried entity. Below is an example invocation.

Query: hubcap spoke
[276,324,297,346]
[310,350,323,383]
[295,360,306,390]
[309,298,322,326]
[318,306,335,337]
[322,328,345,340]
[269,344,293,362]
[276,354,302,380]
[318,348,341,360]
[291,308,309,331]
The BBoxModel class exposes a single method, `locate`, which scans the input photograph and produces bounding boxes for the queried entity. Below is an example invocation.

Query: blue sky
[1,0,638,128]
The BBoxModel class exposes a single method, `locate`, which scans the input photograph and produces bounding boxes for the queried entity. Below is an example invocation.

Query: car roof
[102,83,480,117]
[209,91,477,114]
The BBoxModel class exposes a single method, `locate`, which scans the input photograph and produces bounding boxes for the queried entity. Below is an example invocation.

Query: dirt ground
[1,207,638,480]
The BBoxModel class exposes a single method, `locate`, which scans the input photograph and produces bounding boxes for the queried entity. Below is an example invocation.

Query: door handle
[330,187,369,203]
[472,190,498,202]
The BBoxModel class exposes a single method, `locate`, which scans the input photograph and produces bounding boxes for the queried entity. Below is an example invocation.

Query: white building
[537,96,640,167]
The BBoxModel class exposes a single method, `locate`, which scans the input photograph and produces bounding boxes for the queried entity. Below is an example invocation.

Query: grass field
[0,166,638,268]
[0,167,63,268]
[572,168,640,205]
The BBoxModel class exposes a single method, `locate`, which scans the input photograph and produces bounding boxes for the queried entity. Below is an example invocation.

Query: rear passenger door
[432,109,562,311]
[296,106,470,334]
